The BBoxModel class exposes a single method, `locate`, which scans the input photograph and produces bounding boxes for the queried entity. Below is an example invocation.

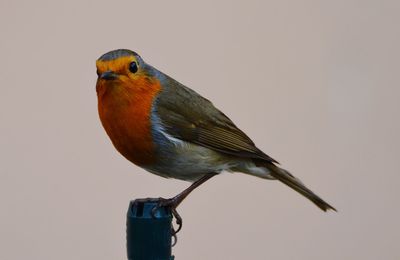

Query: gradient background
[1,1,399,259]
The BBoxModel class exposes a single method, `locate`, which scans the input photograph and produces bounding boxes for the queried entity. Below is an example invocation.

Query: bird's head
[96,49,156,97]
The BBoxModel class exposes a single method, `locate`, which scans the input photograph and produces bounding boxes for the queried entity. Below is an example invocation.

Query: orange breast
[97,77,161,166]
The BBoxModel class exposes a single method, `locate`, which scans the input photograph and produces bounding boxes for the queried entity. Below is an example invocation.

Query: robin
[96,49,335,226]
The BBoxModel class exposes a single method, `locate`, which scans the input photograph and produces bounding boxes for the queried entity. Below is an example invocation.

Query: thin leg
[152,173,217,235]
[169,173,217,207]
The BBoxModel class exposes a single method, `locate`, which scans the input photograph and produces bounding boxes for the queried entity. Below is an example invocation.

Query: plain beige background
[1,0,399,259]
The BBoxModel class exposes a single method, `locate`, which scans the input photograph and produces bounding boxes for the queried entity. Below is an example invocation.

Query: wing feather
[155,77,278,163]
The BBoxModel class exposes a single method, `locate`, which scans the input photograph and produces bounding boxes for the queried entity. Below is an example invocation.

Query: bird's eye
[129,61,138,73]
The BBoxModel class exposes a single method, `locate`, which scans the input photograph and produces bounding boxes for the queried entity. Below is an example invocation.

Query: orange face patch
[96,56,161,166]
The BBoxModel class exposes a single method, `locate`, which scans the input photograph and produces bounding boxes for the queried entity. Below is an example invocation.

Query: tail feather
[266,163,336,212]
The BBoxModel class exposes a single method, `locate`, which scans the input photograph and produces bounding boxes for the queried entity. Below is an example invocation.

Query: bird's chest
[98,89,159,166]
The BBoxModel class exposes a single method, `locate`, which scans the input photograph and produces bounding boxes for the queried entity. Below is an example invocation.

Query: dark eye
[129,61,138,73]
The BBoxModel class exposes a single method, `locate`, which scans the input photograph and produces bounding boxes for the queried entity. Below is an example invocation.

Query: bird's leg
[166,173,217,208]
[152,173,217,234]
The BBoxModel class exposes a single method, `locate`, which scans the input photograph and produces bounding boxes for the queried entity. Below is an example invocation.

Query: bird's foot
[151,197,183,236]
[132,174,217,245]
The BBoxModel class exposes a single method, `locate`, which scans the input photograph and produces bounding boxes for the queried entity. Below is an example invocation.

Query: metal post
[127,200,175,260]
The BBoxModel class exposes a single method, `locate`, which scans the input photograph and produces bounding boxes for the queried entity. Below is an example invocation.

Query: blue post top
[127,200,175,260]
[129,201,171,219]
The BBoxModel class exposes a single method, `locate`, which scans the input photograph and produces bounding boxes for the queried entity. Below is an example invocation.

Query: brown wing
[155,77,278,163]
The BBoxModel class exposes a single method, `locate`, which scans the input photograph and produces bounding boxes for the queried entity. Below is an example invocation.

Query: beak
[100,70,118,80]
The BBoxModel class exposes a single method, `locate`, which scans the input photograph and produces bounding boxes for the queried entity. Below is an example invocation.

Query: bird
[95,49,336,225]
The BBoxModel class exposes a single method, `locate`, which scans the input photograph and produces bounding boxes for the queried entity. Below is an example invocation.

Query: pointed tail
[265,163,336,212]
